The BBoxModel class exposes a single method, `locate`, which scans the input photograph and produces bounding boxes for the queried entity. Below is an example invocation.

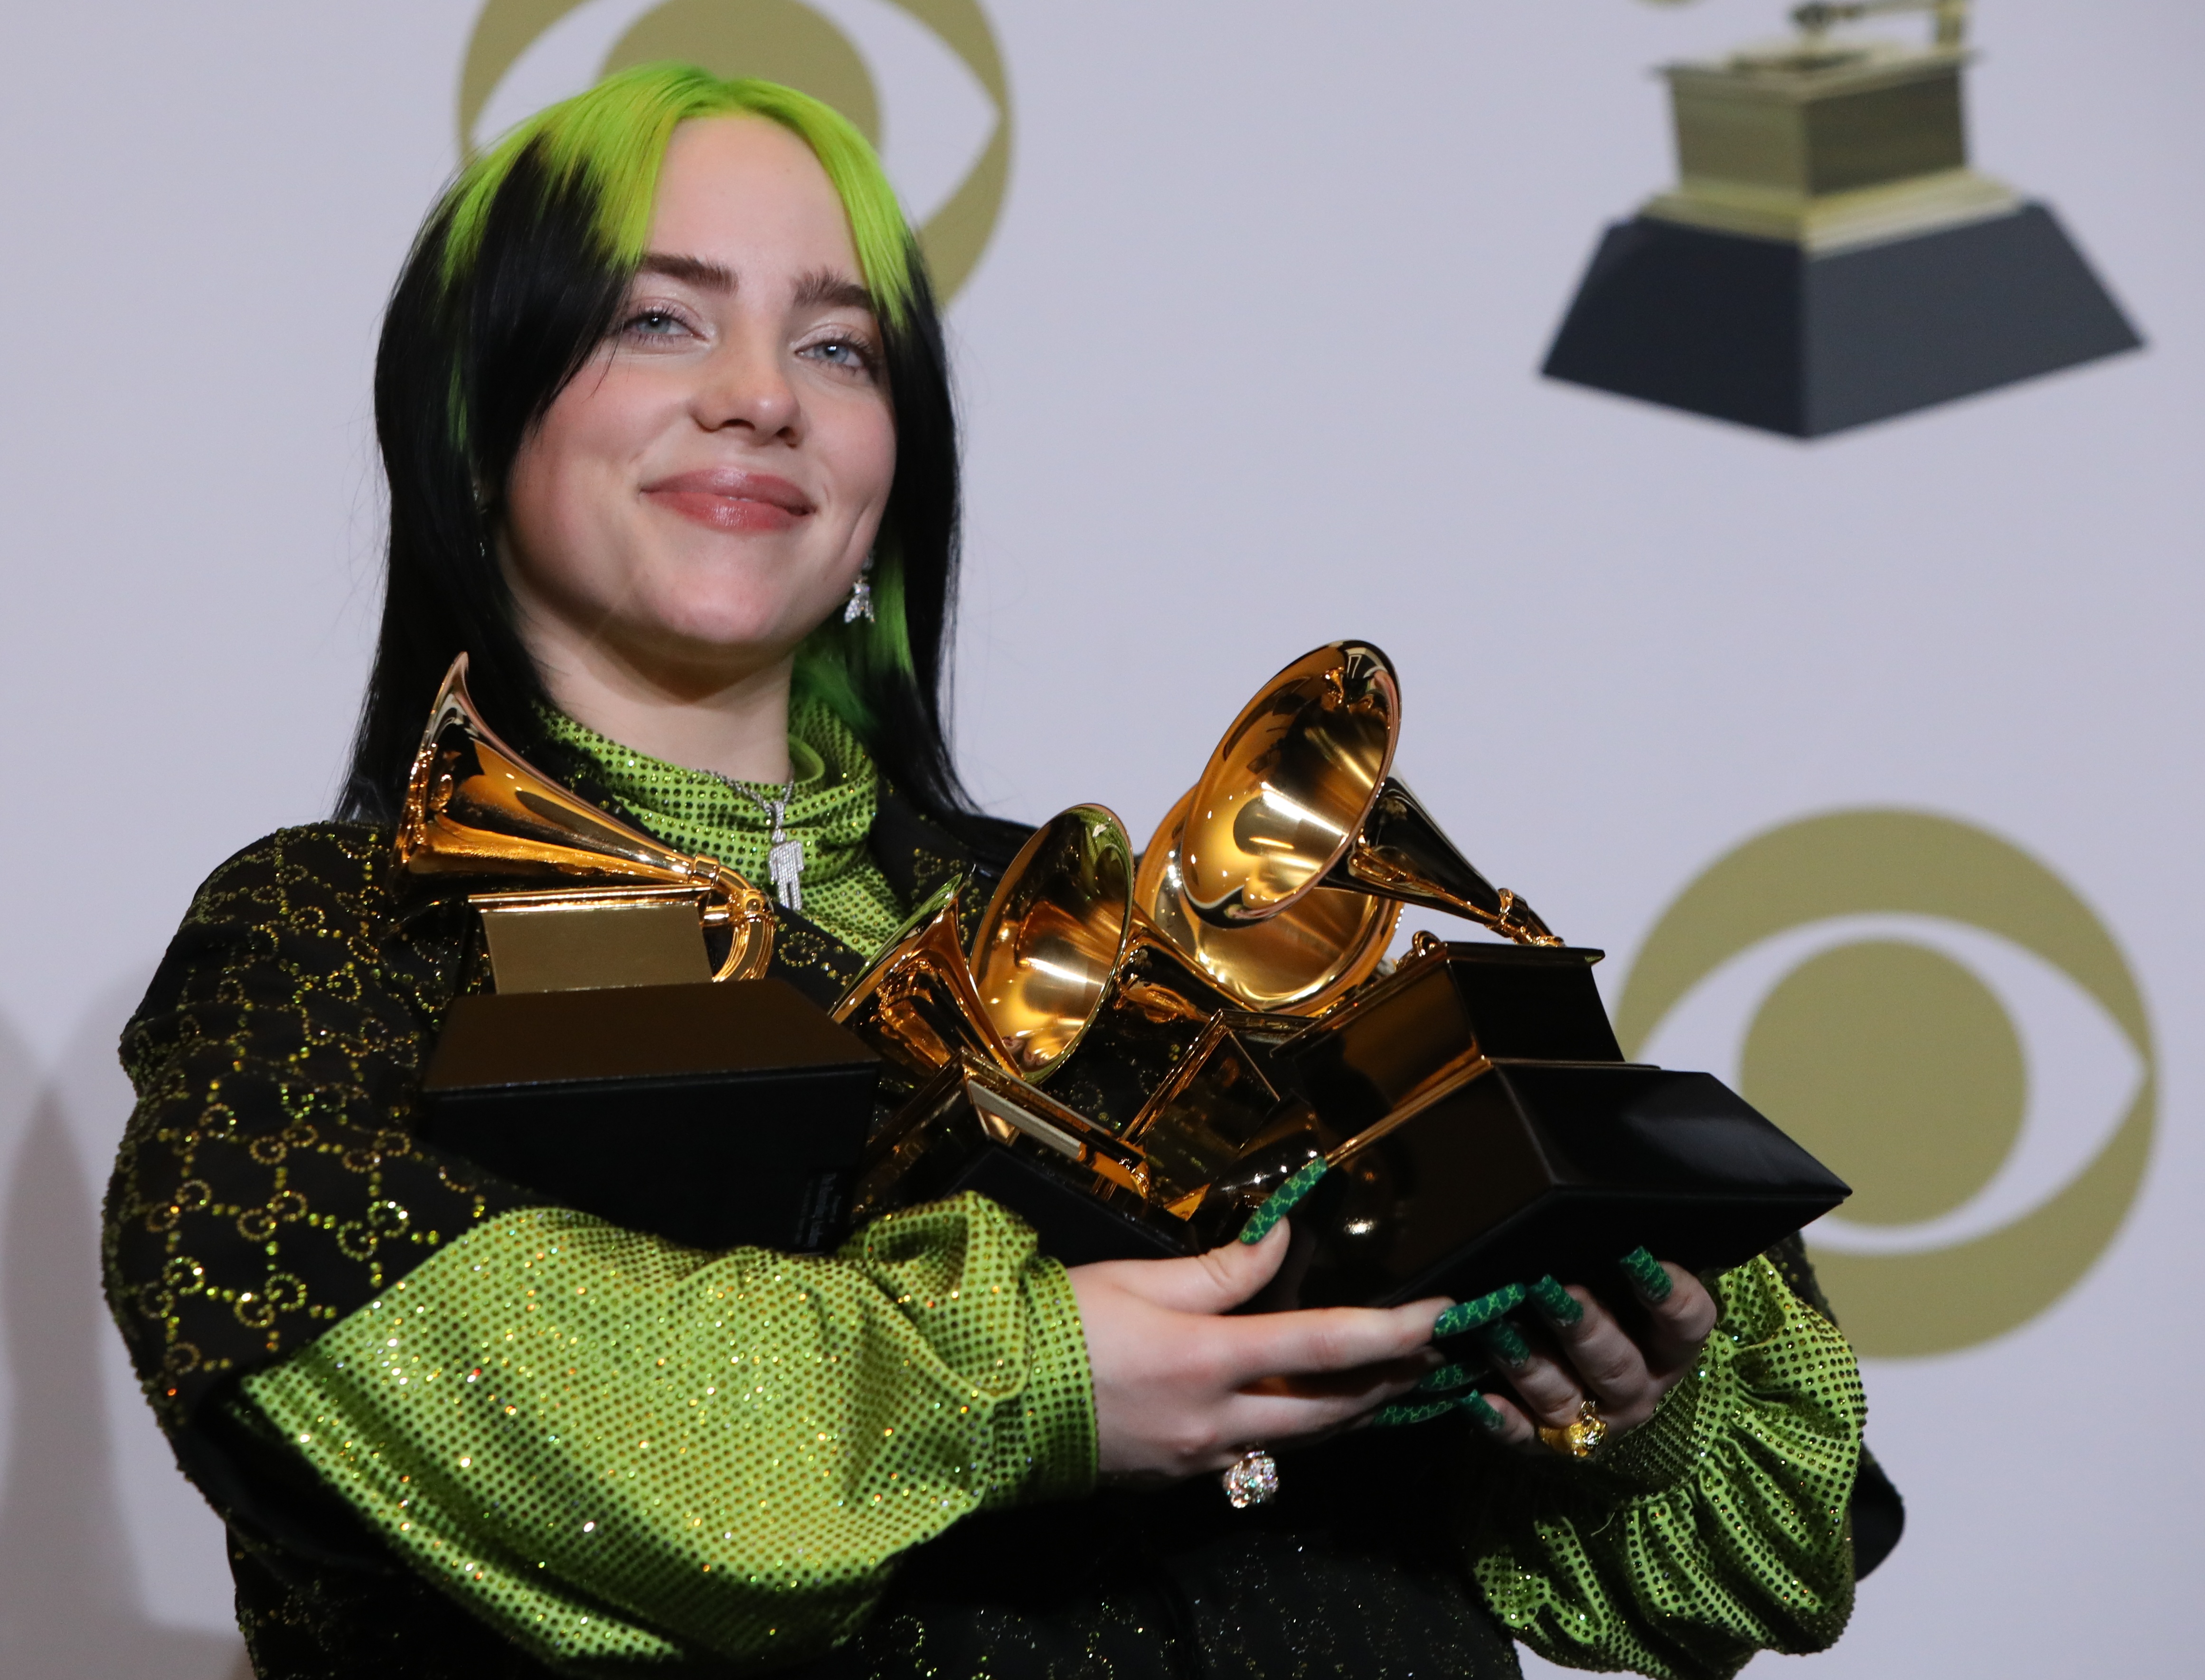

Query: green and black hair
[342,64,977,826]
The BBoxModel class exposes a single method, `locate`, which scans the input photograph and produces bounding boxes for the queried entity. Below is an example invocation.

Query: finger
[1242,1349,1444,1400]
[1523,1279,1655,1418]
[1479,1321,1591,1429]
[1215,1360,1434,1455]
[1460,1389,1545,1456]
[1615,1255,1719,1372]
[1075,1220,1293,1315]
[1219,1294,1449,1382]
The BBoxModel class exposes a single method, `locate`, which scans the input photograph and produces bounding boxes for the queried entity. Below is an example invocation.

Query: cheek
[504,371,661,583]
[828,398,899,521]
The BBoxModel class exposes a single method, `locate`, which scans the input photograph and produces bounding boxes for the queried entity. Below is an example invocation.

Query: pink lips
[644,469,815,533]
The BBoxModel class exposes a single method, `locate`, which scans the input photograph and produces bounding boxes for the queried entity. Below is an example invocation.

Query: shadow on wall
[0,1011,249,1680]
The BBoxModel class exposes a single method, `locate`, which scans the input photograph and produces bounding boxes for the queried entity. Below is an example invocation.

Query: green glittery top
[537,697,909,959]
[242,1197,1096,1668]
[105,713,1871,1679]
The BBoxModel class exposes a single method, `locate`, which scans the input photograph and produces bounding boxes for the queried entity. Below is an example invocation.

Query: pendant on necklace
[761,797,804,913]
[767,833,804,913]
[723,776,805,915]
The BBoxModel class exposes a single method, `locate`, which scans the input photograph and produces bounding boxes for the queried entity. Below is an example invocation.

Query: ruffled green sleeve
[1465,1256,1864,1680]
[237,1192,1095,1672]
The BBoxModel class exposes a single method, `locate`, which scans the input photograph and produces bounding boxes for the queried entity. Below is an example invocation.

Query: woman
[105,66,1869,1680]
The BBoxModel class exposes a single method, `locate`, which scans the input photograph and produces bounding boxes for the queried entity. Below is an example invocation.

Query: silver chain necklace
[719,771,803,913]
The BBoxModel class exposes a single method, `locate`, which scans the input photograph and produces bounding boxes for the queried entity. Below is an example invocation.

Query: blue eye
[803,337,877,376]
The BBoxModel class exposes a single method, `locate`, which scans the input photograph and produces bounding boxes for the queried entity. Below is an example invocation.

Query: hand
[1068,1220,1447,1481]
[1474,1258,1718,1452]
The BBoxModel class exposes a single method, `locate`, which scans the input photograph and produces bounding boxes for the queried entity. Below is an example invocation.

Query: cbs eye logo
[1615,809,2154,1357]
[460,0,1011,299]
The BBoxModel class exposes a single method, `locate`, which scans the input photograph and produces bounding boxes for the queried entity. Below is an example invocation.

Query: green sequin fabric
[103,764,1872,1680]
[242,1197,1094,1670]
[101,755,982,1430]
[537,698,909,959]
[1466,1256,1864,1679]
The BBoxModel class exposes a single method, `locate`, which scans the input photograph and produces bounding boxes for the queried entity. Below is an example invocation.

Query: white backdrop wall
[0,2,2195,1675]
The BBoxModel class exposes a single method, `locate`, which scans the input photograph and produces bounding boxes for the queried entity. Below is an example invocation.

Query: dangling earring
[843,554,876,623]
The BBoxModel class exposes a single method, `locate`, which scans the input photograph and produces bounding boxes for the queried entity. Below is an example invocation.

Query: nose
[693,329,801,442]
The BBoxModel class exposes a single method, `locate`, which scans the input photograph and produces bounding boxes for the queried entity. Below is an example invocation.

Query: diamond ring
[1221,1447,1280,1508]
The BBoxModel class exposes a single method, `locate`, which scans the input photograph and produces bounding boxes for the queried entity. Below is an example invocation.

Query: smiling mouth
[645,470,814,534]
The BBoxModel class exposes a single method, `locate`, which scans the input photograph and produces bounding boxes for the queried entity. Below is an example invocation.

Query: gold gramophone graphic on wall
[1544,1,2140,435]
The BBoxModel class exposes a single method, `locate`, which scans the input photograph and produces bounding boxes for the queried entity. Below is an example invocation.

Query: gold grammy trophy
[391,643,1847,1299]
[398,656,882,1253]
[842,641,1850,1307]
[396,654,777,989]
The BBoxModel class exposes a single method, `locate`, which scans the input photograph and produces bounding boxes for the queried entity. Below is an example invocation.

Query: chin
[648,551,842,629]
[641,593,839,666]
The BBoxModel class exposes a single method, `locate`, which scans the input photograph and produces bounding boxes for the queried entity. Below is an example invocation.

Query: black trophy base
[1542,204,2142,437]
[1283,1062,1849,1311]
[1283,942,1621,1136]
[420,978,880,1253]
[915,1144,1196,1268]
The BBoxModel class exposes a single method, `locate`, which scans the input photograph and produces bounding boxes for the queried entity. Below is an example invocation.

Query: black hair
[338,117,977,832]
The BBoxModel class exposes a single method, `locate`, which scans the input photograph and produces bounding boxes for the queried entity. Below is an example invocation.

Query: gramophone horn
[967,806,1140,1080]
[1328,779,1557,943]
[969,805,1243,1130]
[394,655,776,981]
[829,877,1018,1084]
[1175,641,1560,947]
[832,804,1216,1104]
[1133,786,1398,1016]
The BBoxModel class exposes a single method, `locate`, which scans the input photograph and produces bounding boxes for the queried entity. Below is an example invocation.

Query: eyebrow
[637,252,735,291]
[792,268,877,314]
[633,254,876,317]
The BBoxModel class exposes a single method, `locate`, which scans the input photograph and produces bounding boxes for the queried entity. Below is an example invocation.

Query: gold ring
[1535,1399,1608,1461]
[1220,1447,1279,1508]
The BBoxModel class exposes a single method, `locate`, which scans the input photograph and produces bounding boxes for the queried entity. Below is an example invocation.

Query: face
[502,115,895,695]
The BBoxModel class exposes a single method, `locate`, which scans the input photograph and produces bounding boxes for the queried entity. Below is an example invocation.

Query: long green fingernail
[1481,1319,1532,1370]
[1434,1282,1526,1339]
[1619,1247,1673,1303]
[1462,1392,1507,1434]
[1415,1361,1479,1395]
[1529,1275,1583,1326]
[1371,1398,1456,1428]
[1238,1158,1330,1243]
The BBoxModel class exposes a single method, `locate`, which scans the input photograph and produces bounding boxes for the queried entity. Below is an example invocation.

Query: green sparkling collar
[535,699,878,897]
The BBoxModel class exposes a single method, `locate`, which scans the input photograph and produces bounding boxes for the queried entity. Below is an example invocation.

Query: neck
[516,610,798,786]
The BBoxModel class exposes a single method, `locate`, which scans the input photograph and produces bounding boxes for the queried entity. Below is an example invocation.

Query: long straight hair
[340,65,975,827]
